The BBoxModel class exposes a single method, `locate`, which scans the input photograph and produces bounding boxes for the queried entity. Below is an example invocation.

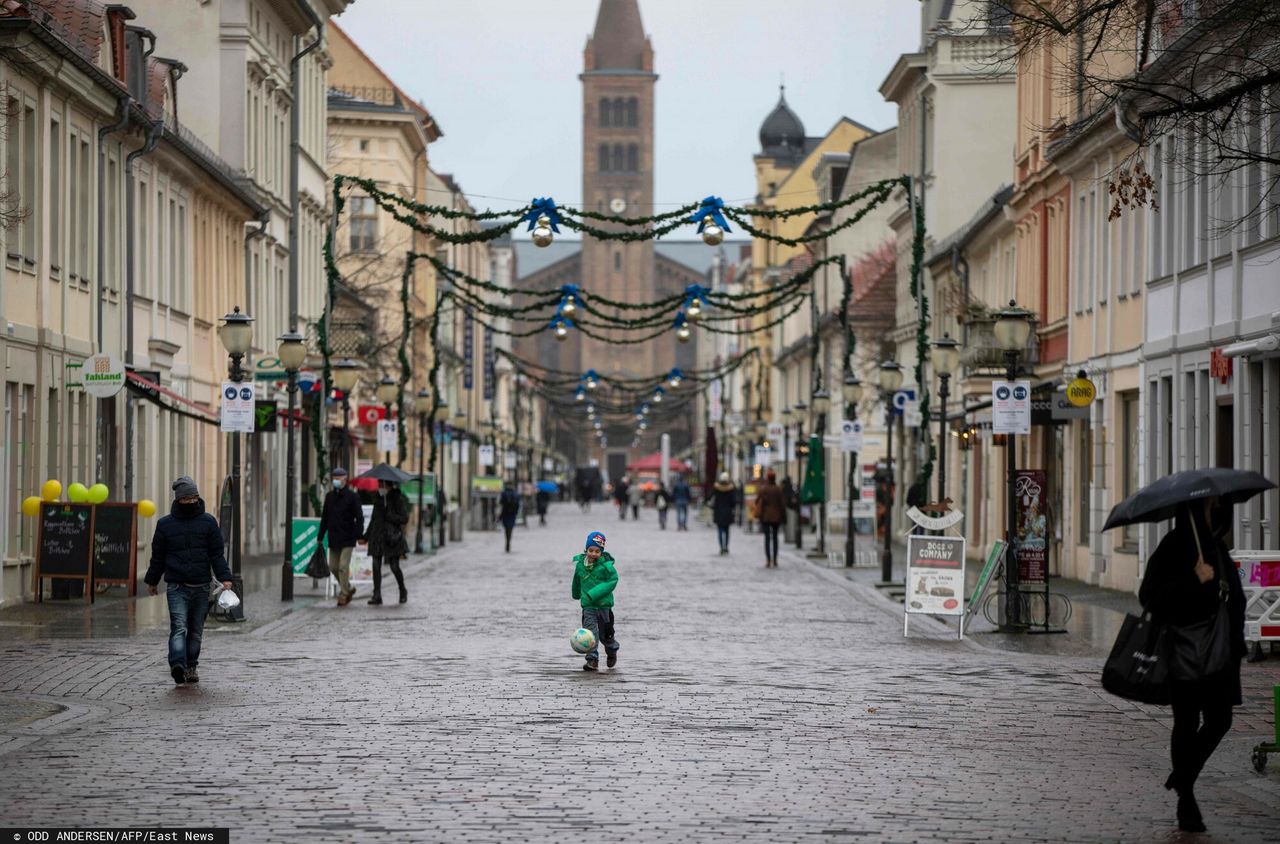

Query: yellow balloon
[22,496,42,517]
[87,483,109,505]
[67,483,89,503]
[41,479,62,502]
[137,499,157,518]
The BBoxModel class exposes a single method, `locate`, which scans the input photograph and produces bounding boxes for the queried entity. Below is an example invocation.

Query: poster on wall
[1014,469,1048,584]
[905,535,965,616]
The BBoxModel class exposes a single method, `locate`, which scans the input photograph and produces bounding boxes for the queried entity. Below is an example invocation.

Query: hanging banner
[839,420,863,453]
[992,380,1031,435]
[483,328,495,401]
[463,306,474,390]
[708,380,723,424]
[1014,469,1048,584]
[905,535,965,616]
[220,382,255,433]
[356,405,385,426]
[377,419,398,453]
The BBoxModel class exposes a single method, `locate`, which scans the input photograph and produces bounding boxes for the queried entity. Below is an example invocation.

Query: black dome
[759,87,806,157]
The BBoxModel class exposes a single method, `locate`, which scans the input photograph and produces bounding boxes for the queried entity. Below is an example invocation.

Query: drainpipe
[289,2,324,334]
[123,118,164,504]
[94,93,130,497]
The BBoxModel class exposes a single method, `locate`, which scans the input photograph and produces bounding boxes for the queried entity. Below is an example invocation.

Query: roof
[925,184,1014,266]
[760,86,806,157]
[328,21,442,141]
[589,0,647,71]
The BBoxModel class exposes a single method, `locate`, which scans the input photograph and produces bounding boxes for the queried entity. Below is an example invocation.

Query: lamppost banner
[992,380,1031,434]
[220,382,255,433]
[1014,469,1048,584]
[377,420,398,453]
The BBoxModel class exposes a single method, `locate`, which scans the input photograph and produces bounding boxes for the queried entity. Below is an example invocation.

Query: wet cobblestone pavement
[1,504,1277,842]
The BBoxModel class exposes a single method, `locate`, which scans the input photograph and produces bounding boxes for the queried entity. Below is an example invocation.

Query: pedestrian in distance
[754,471,786,567]
[627,478,643,520]
[1138,497,1246,833]
[672,475,691,531]
[143,476,233,686]
[614,477,628,521]
[499,481,521,552]
[535,484,550,526]
[654,481,672,530]
[711,472,737,555]
[318,467,363,606]
[365,480,409,605]
[570,531,619,672]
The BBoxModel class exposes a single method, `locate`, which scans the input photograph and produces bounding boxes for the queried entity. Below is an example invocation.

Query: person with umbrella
[535,479,555,526]
[1105,468,1272,833]
[359,464,413,605]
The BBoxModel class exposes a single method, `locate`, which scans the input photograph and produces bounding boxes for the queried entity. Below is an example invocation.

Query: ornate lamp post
[435,398,448,549]
[780,406,792,541]
[453,404,467,541]
[930,333,962,505]
[878,359,904,584]
[993,300,1034,628]
[414,388,431,554]
[331,359,362,472]
[217,306,253,619]
[792,400,807,550]
[375,375,398,465]
[842,374,863,568]
[276,330,307,602]
[810,389,831,555]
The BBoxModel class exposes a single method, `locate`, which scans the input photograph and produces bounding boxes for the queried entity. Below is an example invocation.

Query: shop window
[1121,392,1139,546]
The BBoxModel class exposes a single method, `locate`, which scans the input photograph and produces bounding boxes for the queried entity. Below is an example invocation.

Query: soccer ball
[570,627,596,654]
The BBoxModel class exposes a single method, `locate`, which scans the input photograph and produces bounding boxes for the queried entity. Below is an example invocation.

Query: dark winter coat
[365,488,410,559]
[535,490,550,515]
[755,481,786,524]
[1138,504,1246,704]
[499,487,521,528]
[711,480,737,527]
[672,480,691,504]
[144,499,232,586]
[318,486,364,550]
[654,488,672,510]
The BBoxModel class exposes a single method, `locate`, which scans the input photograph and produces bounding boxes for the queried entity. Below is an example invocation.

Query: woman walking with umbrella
[359,464,412,605]
[1105,468,1272,833]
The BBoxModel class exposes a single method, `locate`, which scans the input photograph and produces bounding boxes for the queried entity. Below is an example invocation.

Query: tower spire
[589,0,648,71]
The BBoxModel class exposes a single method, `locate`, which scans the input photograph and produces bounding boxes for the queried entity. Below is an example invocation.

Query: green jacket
[571,551,618,608]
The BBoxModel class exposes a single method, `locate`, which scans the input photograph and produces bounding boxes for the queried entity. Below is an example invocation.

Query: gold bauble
[532,215,554,248]
[701,222,724,246]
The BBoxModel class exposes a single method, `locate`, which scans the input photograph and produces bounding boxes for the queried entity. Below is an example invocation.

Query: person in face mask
[318,467,364,606]
[364,480,410,604]
[143,477,234,685]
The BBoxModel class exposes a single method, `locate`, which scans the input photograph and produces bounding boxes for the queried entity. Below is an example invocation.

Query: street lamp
[842,374,863,569]
[878,359,904,584]
[930,332,962,504]
[454,404,467,542]
[792,400,807,550]
[332,359,361,472]
[993,300,1034,628]
[414,388,432,554]
[218,306,253,620]
[435,398,448,549]
[376,376,398,465]
[810,390,831,555]
[277,330,307,602]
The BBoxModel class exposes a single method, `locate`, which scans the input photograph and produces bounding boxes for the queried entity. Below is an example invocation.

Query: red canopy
[625,452,691,474]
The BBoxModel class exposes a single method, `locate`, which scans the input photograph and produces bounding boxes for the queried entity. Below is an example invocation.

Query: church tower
[579,0,663,381]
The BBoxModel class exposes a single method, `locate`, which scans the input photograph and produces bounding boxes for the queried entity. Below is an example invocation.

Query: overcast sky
[334,0,919,221]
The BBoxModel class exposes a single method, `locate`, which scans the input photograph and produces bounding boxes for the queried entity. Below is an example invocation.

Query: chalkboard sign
[92,502,137,594]
[36,503,95,604]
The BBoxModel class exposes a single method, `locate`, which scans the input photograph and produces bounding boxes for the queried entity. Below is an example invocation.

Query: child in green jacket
[571,531,619,671]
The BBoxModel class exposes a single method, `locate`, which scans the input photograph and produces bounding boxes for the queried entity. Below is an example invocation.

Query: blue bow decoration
[559,283,580,297]
[684,284,710,304]
[523,197,561,233]
[687,196,732,233]
[673,311,689,329]
[549,314,573,331]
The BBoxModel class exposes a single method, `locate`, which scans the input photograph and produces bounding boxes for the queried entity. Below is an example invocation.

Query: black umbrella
[356,462,414,483]
[1102,467,1275,531]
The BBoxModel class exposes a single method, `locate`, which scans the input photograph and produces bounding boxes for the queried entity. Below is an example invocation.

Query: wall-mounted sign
[1066,375,1096,407]
[82,354,126,398]
[356,405,385,426]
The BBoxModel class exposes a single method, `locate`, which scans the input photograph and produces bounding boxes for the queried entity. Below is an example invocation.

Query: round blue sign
[224,387,237,400]
[995,386,1011,400]
[240,387,253,401]
[1013,386,1028,400]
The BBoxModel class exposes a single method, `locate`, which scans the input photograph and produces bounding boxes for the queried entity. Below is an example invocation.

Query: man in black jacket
[318,467,364,606]
[144,477,233,685]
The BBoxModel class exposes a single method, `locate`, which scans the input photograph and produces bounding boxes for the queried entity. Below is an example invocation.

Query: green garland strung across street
[310,177,347,514]
[495,347,758,391]
[908,197,934,492]
[397,253,414,464]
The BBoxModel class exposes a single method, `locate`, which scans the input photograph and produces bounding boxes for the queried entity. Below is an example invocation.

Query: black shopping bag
[1101,611,1171,705]
[305,546,329,580]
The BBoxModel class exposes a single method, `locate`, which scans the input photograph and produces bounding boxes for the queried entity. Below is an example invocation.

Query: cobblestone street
[1,504,1277,842]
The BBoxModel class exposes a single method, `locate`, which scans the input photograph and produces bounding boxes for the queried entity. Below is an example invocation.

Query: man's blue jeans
[675,502,689,529]
[166,584,210,669]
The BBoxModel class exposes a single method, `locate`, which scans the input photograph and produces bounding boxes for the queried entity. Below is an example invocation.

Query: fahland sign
[82,354,125,398]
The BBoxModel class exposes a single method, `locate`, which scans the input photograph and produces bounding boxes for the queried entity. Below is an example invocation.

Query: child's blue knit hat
[585,531,607,551]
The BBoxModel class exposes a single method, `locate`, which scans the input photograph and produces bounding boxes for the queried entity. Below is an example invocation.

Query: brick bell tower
[579,0,665,389]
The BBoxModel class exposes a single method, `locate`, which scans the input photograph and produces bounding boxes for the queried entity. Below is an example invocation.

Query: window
[1150,143,1163,277]
[612,144,624,172]
[626,98,638,127]
[50,118,62,276]
[75,134,90,283]
[598,143,610,172]
[359,138,369,152]
[348,196,377,252]
[599,98,612,127]
[626,144,638,172]
[5,98,38,264]
[138,183,149,296]
[614,251,621,271]
[1121,392,1140,545]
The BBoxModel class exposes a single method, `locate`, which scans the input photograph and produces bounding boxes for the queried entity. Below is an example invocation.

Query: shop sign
[254,400,278,433]
[1209,347,1233,384]
[905,535,966,616]
[1066,375,1096,407]
[82,354,126,398]
[356,405,385,426]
